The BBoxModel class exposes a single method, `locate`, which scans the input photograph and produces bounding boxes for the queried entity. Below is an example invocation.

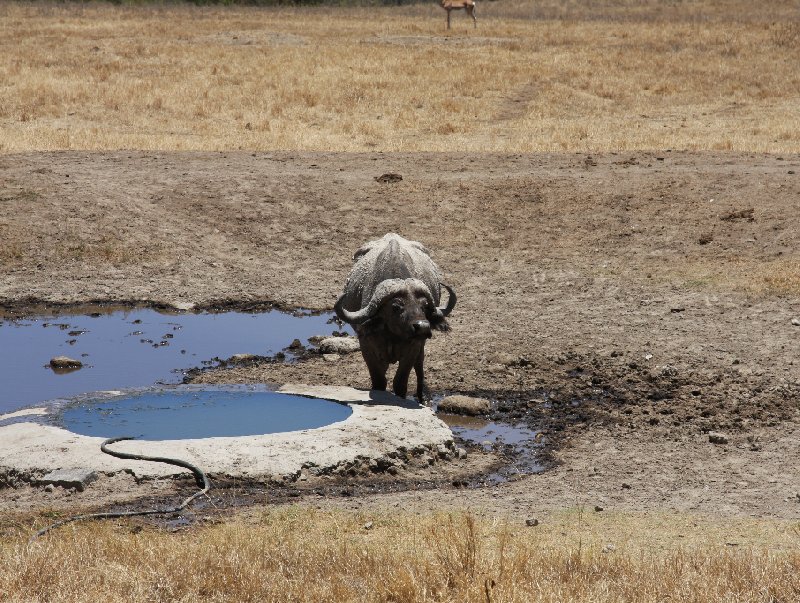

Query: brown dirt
[1,150,798,520]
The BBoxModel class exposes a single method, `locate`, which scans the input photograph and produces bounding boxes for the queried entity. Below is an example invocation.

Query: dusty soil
[0,151,798,521]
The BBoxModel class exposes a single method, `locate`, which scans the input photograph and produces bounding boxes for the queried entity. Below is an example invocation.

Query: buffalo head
[335,278,456,338]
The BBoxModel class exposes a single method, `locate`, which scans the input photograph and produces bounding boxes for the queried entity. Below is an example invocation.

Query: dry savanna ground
[1,1,800,153]
[1,2,800,602]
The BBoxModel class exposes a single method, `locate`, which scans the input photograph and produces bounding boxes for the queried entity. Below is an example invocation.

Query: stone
[602,544,616,553]
[322,353,340,362]
[792,318,800,327]
[363,521,373,530]
[288,339,303,350]
[375,173,402,183]
[39,468,98,492]
[487,352,517,367]
[49,356,82,369]
[318,336,360,354]
[456,447,467,459]
[437,395,491,416]
[594,505,604,512]
[44,484,55,493]
[708,431,729,445]
[230,353,258,363]
[525,518,539,527]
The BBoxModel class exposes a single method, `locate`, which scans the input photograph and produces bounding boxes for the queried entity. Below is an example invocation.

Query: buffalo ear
[428,309,450,332]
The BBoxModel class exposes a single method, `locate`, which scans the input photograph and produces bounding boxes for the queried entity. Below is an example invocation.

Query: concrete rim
[0,384,455,483]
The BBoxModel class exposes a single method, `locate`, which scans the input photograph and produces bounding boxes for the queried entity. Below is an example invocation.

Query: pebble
[44,484,55,493]
[49,356,82,369]
[708,431,729,445]
[525,518,539,527]
[39,468,98,492]
[363,521,373,530]
[456,447,467,460]
[230,353,258,363]
[792,318,800,326]
[602,544,616,553]
[437,395,491,416]
[318,336,360,354]
[594,505,604,512]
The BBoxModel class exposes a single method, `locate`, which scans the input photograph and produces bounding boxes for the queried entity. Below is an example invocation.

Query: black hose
[29,436,211,543]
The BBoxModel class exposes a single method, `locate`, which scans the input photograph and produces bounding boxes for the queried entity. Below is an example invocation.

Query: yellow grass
[1,1,800,153]
[3,508,799,602]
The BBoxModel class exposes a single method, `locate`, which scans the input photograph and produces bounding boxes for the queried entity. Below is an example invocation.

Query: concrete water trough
[0,384,456,484]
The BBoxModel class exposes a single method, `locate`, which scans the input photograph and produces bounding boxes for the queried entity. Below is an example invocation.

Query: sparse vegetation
[4,509,799,602]
[1,1,800,154]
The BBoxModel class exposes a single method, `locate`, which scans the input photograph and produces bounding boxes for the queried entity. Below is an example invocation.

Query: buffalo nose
[412,320,432,338]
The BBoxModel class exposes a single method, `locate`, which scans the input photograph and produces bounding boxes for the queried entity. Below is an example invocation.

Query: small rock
[525,518,539,527]
[288,338,303,350]
[363,521,373,530]
[660,365,678,377]
[49,356,82,369]
[602,543,616,553]
[437,395,491,416]
[622,482,632,490]
[708,431,729,445]
[322,353,340,362]
[456,447,467,460]
[318,336,360,354]
[375,173,402,183]
[230,353,258,363]
[594,505,604,512]
[39,468,98,492]
[44,484,55,493]
[792,318,800,327]
[487,352,517,367]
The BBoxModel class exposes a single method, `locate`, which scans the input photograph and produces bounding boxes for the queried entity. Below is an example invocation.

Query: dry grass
[2,508,798,602]
[662,256,800,297]
[1,1,800,153]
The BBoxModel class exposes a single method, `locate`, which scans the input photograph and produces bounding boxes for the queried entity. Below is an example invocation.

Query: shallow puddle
[438,413,546,480]
[59,388,352,440]
[0,307,349,414]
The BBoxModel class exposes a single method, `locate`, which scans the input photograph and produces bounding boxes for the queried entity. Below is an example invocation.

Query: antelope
[441,0,477,30]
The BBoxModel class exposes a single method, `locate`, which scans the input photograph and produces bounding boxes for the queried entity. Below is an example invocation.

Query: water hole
[0,306,350,414]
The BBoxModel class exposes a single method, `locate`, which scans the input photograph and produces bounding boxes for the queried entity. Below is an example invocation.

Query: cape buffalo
[334,233,456,401]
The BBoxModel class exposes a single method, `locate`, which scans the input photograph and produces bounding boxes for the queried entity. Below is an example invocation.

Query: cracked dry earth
[0,150,798,520]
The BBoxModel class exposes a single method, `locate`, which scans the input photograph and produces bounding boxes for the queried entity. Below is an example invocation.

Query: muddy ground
[0,151,798,522]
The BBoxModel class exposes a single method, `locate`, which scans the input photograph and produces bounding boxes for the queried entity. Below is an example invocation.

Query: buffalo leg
[414,347,426,402]
[393,342,423,399]
[360,342,388,391]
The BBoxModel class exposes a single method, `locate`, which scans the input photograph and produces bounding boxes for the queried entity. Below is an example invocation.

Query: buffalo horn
[438,283,457,317]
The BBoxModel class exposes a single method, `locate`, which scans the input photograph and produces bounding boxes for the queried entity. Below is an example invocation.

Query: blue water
[60,389,352,440]
[0,308,349,414]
